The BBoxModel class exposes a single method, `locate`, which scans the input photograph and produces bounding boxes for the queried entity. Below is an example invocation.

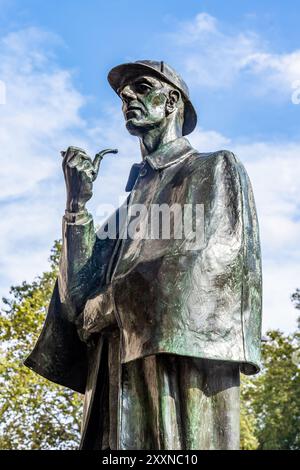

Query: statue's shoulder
[192,148,240,165]
[189,148,245,175]
[188,149,254,198]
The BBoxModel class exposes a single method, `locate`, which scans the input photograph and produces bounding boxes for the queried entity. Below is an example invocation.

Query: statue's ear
[166,89,181,114]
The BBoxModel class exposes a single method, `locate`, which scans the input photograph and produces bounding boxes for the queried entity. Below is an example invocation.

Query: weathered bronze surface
[25,60,262,450]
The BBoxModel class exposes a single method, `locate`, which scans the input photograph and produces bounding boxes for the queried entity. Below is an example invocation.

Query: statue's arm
[59,207,120,324]
[24,147,118,392]
[58,210,97,320]
[24,210,117,393]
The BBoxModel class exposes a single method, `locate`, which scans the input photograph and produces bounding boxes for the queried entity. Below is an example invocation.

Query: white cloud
[0,28,89,296]
[0,27,136,295]
[168,13,300,97]
[0,27,139,299]
[189,126,230,150]
[0,197,62,292]
[263,261,300,333]
[0,28,88,200]
[182,12,218,36]
[233,141,300,254]
[235,140,300,332]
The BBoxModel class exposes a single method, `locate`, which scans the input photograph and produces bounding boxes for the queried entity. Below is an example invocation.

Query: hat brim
[107,63,197,136]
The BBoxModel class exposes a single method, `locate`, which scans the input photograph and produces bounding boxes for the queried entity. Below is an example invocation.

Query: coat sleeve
[24,211,118,393]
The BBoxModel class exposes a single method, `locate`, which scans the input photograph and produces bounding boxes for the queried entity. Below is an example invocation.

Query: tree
[240,290,300,450]
[240,375,259,450]
[291,288,300,310]
[292,289,300,328]
[0,241,82,450]
[241,327,300,450]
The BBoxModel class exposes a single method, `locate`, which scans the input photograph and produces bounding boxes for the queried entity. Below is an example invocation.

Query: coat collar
[125,137,196,192]
[145,136,195,170]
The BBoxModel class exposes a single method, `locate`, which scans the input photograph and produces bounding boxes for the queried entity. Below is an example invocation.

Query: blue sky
[0,0,300,332]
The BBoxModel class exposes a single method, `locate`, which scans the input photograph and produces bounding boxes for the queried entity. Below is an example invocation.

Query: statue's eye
[135,83,151,93]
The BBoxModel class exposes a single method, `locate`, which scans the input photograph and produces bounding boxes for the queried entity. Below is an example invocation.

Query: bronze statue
[25,60,262,450]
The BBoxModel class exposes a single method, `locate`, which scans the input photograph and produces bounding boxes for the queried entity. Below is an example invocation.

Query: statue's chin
[125,118,147,136]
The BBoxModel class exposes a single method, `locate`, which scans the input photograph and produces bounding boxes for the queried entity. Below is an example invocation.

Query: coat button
[140,167,147,177]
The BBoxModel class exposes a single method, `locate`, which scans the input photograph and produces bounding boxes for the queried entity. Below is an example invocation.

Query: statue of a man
[25,60,262,450]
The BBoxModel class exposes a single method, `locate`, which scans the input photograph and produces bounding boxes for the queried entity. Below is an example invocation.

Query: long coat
[25,137,262,448]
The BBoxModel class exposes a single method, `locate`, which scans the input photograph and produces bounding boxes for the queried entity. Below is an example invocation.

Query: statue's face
[119,75,169,136]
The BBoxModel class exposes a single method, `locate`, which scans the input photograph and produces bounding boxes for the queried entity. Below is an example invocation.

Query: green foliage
[240,376,259,450]
[291,289,300,310]
[0,241,83,450]
[241,328,300,450]
[291,289,300,329]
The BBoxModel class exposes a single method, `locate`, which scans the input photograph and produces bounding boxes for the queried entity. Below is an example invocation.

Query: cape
[25,138,262,396]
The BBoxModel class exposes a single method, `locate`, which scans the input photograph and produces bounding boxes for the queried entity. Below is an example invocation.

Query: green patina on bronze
[24,60,262,450]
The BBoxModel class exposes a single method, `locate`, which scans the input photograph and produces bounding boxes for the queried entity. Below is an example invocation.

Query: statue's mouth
[126,107,142,119]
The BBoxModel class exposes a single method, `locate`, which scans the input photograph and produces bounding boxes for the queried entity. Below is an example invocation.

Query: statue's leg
[119,354,184,450]
[108,330,121,450]
[118,355,239,450]
[118,356,155,450]
[208,360,240,449]
[179,358,240,450]
[149,354,183,450]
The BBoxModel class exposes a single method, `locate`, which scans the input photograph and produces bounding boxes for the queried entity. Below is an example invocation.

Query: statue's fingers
[66,146,87,157]
[62,146,88,166]
[66,155,83,169]
[79,159,95,178]
[81,159,93,170]
[67,152,92,169]
[61,150,69,168]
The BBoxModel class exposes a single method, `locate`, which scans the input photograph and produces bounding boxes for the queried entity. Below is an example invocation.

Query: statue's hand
[61,146,118,213]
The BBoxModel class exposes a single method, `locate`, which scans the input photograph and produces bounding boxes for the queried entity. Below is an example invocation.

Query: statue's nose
[120,84,136,102]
